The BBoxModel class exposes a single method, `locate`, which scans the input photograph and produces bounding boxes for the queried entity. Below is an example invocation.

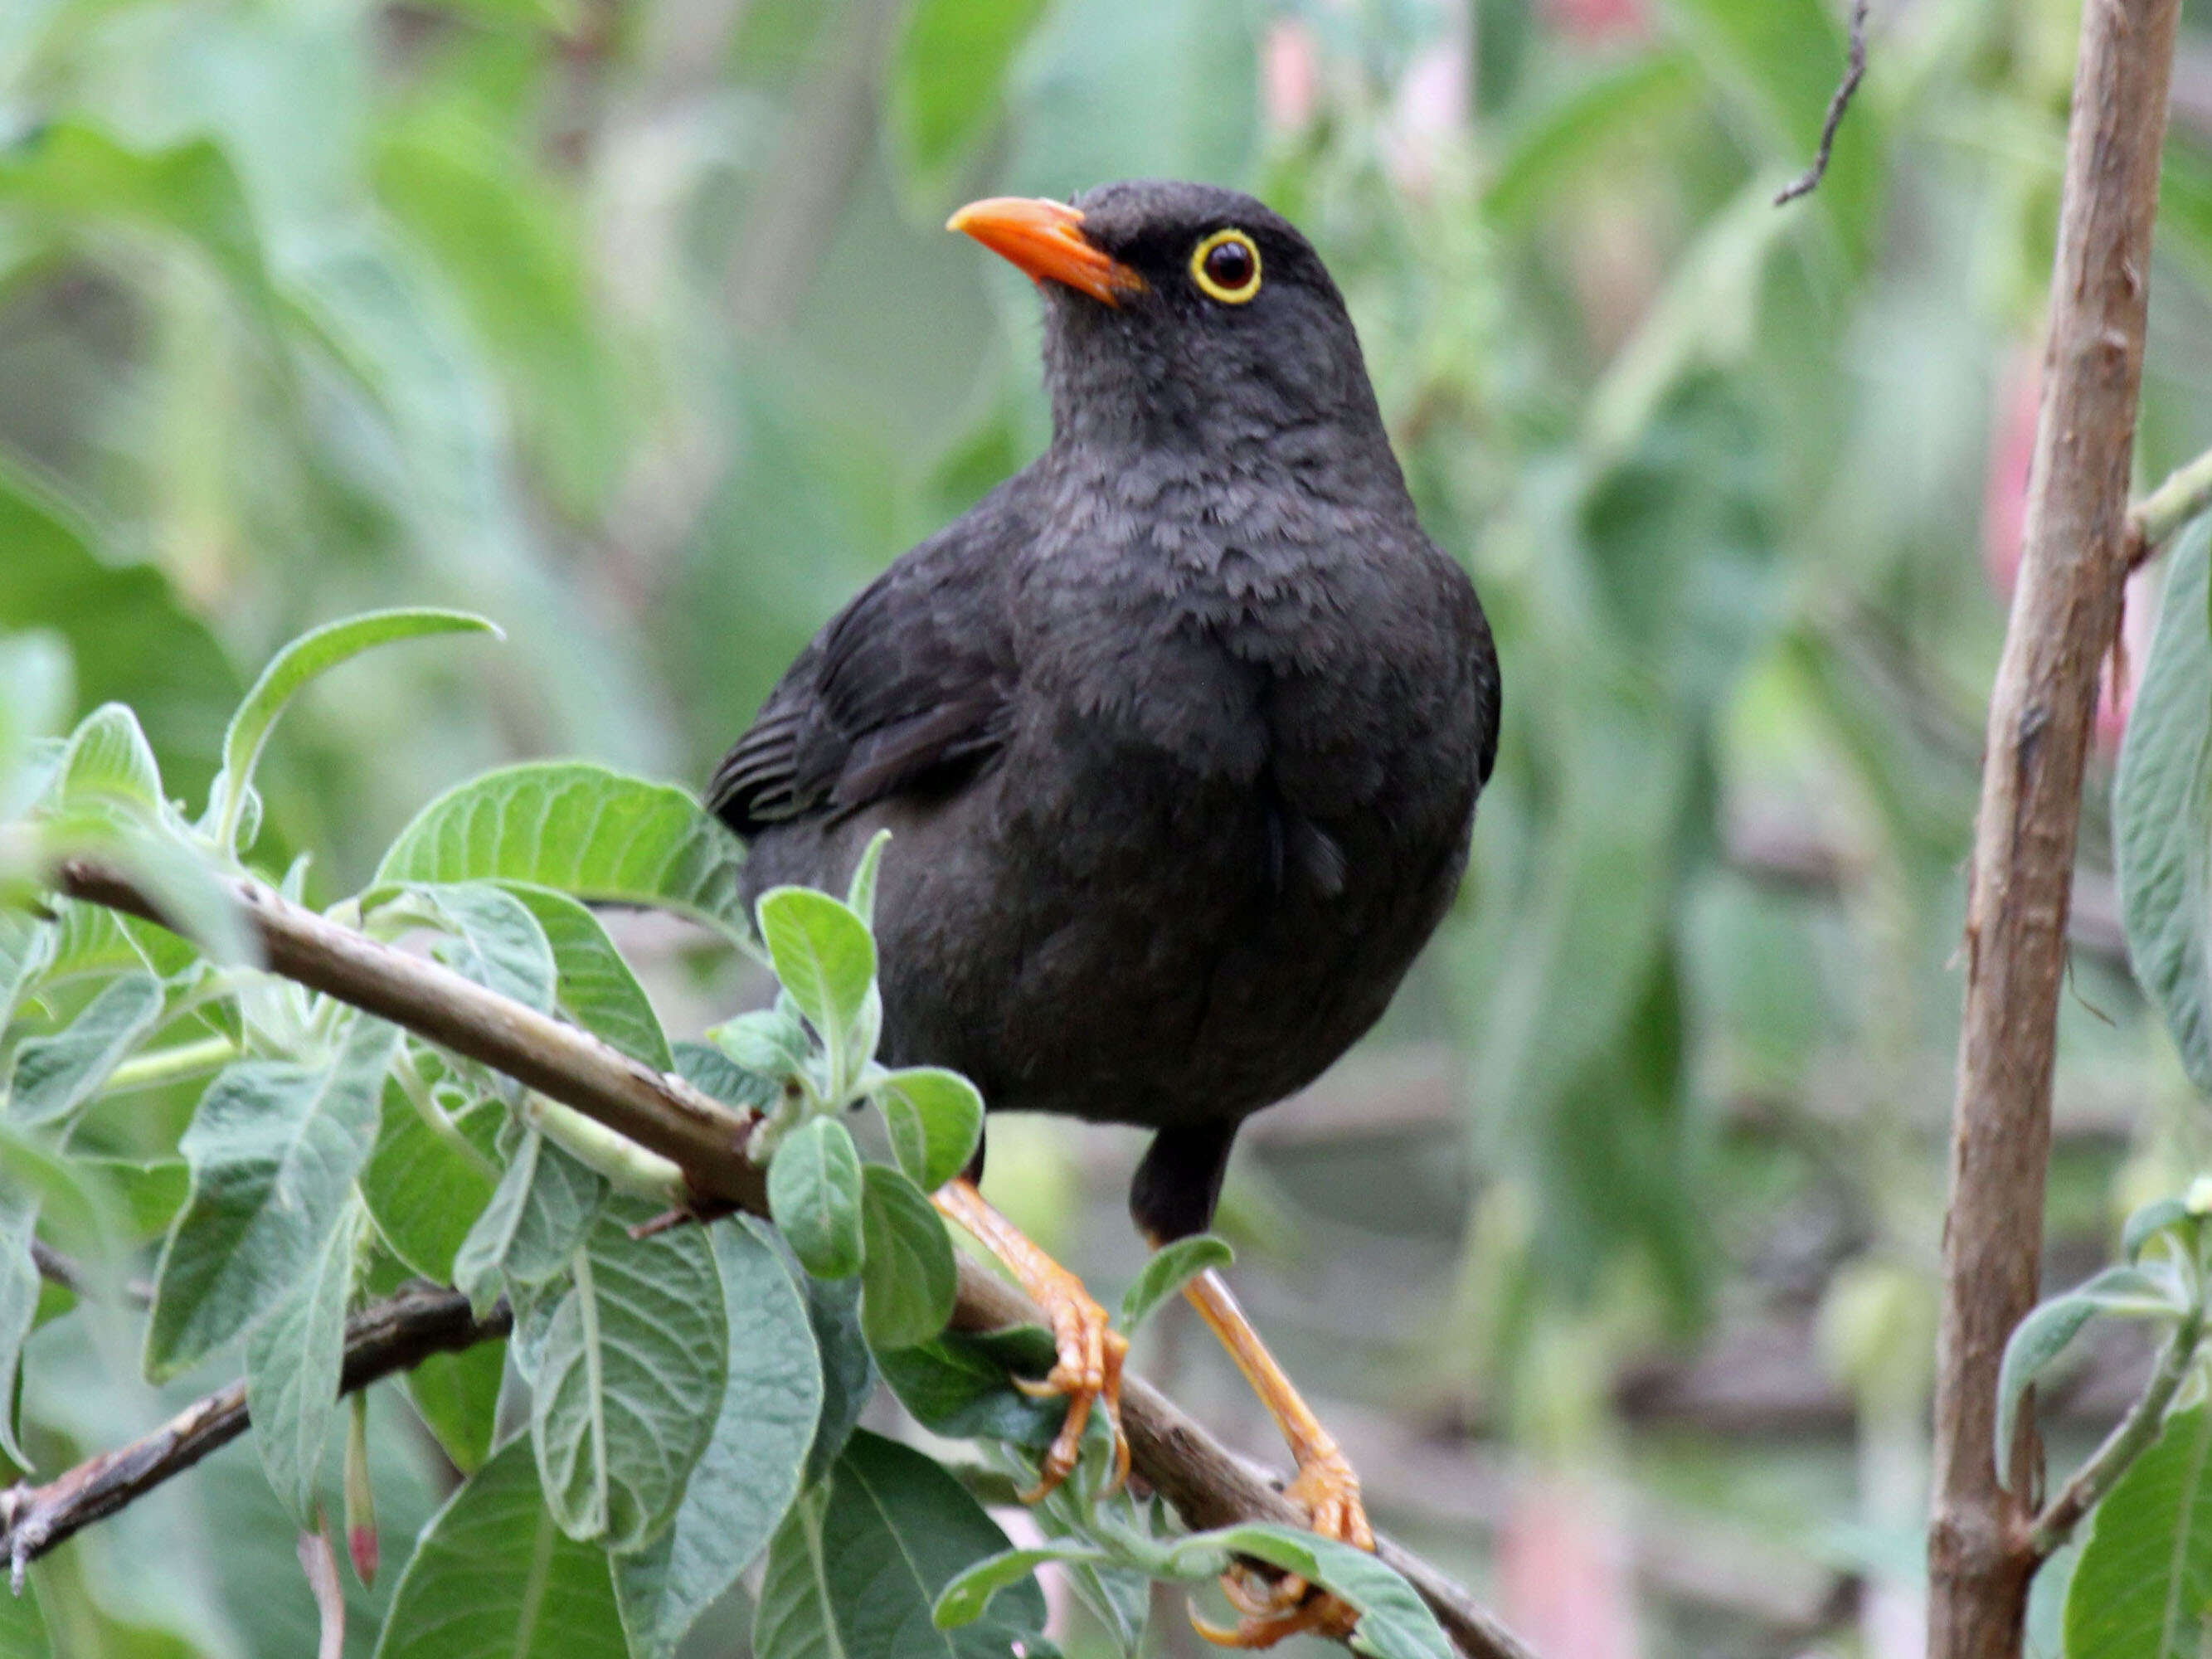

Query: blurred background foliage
[4,0,2212,1652]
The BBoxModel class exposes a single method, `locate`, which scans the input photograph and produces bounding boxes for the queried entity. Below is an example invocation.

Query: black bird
[711,180,1499,1647]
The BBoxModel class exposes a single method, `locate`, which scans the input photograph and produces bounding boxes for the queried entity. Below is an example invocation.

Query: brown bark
[1928,2,2182,1656]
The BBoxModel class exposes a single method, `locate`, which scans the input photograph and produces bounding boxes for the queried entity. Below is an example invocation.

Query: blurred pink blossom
[1542,0,1649,43]
[1981,343,2146,747]
[1500,1472,1638,1659]
[1262,18,1321,134]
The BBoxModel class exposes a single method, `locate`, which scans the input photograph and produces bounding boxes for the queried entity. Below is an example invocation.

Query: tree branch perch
[8,860,1531,1659]
[1929,1,2182,1655]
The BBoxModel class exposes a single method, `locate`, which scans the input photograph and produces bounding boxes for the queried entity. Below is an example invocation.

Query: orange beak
[947,197,1145,307]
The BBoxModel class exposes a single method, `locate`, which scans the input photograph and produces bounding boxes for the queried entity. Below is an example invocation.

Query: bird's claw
[1012,1276,1130,1503]
[1189,1448,1371,1649]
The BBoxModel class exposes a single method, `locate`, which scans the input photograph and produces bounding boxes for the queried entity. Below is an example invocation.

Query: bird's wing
[707,521,1017,836]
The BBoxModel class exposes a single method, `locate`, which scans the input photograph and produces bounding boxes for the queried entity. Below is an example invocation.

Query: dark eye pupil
[1205,241,1253,289]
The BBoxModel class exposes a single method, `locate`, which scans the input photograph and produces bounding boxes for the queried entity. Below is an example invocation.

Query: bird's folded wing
[707,535,1015,835]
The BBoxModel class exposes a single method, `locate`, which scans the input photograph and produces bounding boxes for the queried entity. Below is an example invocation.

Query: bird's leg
[1179,1264,1370,1650]
[931,1178,1129,1501]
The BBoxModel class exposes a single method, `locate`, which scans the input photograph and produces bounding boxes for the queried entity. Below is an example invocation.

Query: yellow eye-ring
[1190,228,1262,304]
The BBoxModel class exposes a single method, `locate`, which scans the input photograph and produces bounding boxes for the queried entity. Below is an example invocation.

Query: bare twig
[27,1238,152,1308]
[2,1283,509,1588]
[1774,0,1870,206]
[35,861,1529,1659]
[1929,2,2181,1656]
[2029,1302,2205,1559]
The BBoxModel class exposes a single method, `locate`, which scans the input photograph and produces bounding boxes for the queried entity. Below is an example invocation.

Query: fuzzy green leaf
[858,1164,956,1352]
[372,1437,628,1659]
[214,608,498,849]
[145,1017,396,1379]
[614,1219,822,1659]
[6,971,163,1129]
[528,1204,727,1550]
[768,1117,866,1281]
[873,1067,983,1192]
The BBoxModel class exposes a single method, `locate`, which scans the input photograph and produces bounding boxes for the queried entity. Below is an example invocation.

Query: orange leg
[933,1179,1130,1501]
[1180,1265,1372,1648]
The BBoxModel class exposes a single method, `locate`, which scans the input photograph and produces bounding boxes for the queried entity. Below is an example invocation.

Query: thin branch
[33,861,1531,1659]
[28,1238,152,1308]
[1773,0,1870,206]
[2126,442,2212,569]
[2029,1303,2205,1559]
[2,1283,510,1588]
[1929,1,2181,1656]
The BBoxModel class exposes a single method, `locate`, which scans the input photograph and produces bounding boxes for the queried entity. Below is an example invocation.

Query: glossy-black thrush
[711,179,1500,1647]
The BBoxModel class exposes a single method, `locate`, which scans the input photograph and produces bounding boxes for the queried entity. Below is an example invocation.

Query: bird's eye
[1190,229,1262,304]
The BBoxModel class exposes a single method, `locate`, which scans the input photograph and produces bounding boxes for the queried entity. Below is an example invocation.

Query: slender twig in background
[1928,1,2181,1656]
[27,1238,152,1308]
[1,1283,510,1588]
[1774,0,1870,206]
[2029,1302,2206,1559]
[19,861,1532,1659]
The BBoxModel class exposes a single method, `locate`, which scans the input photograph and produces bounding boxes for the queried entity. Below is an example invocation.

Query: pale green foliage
[2065,1405,2212,1657]
[17,0,2212,1648]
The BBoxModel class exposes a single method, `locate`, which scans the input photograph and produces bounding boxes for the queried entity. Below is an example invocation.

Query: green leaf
[1164,1525,1451,1659]
[214,609,498,849]
[453,1127,607,1312]
[1480,52,1699,231]
[933,1544,1116,1629]
[374,761,749,941]
[0,1564,50,1657]
[371,114,616,509]
[406,1338,506,1476]
[0,630,70,820]
[2117,526,2212,1090]
[1118,1234,1232,1333]
[145,1016,397,1379]
[2127,1197,2196,1263]
[2064,1402,2212,1658]
[710,1005,814,1087]
[890,0,1049,197]
[0,124,279,318]
[768,1117,866,1280]
[389,883,557,1012]
[755,887,877,1093]
[1995,1266,2184,1482]
[245,1201,362,1524]
[800,1269,876,1484]
[873,1068,983,1192]
[673,1039,778,1115]
[0,461,241,810]
[54,703,163,815]
[361,1072,503,1283]
[498,883,671,1071]
[845,830,892,929]
[0,1188,39,1470]
[753,1430,1053,1659]
[614,1219,822,1659]
[858,1164,956,1352]
[6,971,163,1129]
[529,1204,727,1550]
[372,1437,629,1659]
[878,1326,1062,1452]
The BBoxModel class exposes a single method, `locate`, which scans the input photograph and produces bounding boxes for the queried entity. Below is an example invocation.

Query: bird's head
[950,180,1388,464]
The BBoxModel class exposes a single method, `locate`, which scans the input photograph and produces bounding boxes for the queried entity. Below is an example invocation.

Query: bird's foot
[1191,1449,1372,1650]
[1008,1261,1130,1502]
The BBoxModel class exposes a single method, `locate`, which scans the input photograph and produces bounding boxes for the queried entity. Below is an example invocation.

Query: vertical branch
[1929,2,2182,1657]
